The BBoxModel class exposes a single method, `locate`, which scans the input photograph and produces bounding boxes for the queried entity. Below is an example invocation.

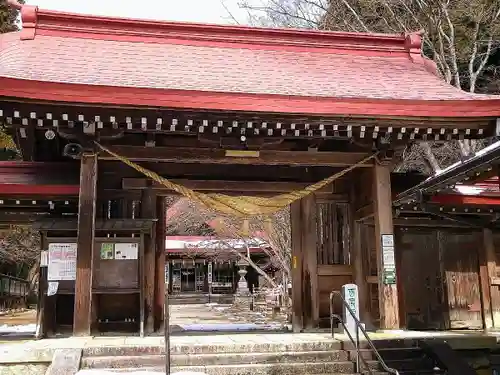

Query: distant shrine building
[1,2,500,336]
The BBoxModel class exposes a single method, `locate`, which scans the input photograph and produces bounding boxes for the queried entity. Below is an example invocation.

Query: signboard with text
[381,234,396,285]
[341,283,360,337]
[47,243,77,281]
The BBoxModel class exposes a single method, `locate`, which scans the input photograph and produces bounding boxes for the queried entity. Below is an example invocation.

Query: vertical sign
[207,262,213,297]
[341,284,360,337]
[381,234,396,285]
[207,263,213,284]
[165,262,170,286]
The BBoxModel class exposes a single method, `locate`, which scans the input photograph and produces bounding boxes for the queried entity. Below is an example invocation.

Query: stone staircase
[80,339,385,375]
[344,340,446,375]
[79,336,455,375]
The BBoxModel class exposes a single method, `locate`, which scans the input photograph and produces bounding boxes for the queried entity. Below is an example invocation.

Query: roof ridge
[8,1,419,56]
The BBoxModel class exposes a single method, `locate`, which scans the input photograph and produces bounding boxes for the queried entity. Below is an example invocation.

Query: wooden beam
[365,217,477,228]
[372,163,400,329]
[482,229,500,328]
[100,145,373,167]
[140,188,156,335]
[154,196,166,331]
[73,153,97,336]
[123,178,334,194]
[355,203,374,221]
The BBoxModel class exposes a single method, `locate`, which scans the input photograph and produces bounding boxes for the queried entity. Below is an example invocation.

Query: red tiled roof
[1,4,500,117]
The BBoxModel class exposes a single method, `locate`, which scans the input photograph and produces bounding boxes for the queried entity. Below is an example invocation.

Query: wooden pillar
[302,194,319,329]
[36,233,48,338]
[480,228,500,329]
[140,187,156,334]
[290,200,303,332]
[290,196,319,332]
[350,172,371,326]
[154,196,166,331]
[372,163,399,330]
[73,153,98,336]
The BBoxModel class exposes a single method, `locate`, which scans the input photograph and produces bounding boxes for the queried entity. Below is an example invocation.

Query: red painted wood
[31,6,408,54]
[0,183,79,196]
[430,194,500,206]
[1,77,500,118]
[165,247,265,254]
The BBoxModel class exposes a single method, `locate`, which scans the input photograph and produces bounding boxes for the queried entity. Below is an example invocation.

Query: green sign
[100,243,114,260]
[383,269,396,285]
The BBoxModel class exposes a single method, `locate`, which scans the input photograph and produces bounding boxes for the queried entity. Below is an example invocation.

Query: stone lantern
[235,258,250,295]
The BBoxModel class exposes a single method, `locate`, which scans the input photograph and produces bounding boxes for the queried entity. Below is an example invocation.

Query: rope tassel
[95,142,377,217]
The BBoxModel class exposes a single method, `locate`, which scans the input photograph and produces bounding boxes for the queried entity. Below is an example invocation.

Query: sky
[25,0,250,25]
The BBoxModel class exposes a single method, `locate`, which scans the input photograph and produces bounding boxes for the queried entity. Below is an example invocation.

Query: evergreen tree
[0,0,23,33]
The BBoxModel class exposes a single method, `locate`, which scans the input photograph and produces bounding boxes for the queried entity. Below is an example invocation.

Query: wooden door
[397,228,446,330]
[439,230,482,329]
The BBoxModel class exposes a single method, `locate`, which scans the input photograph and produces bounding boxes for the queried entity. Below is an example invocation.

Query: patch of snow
[77,371,208,375]
[455,185,486,195]
[178,323,283,331]
[0,323,36,334]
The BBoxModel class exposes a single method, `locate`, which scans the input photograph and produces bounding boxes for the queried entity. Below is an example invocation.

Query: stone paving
[169,303,288,332]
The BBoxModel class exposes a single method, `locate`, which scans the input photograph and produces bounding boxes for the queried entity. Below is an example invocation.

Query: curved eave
[2,78,500,119]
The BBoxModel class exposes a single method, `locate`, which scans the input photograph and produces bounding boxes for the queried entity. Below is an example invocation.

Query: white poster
[381,234,395,247]
[114,243,138,260]
[40,251,48,267]
[47,281,59,296]
[382,246,396,268]
[48,243,77,281]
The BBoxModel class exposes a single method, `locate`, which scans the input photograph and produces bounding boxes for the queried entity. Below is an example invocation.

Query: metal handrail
[330,291,399,375]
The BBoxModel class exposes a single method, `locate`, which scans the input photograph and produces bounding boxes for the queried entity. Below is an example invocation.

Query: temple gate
[0,1,500,336]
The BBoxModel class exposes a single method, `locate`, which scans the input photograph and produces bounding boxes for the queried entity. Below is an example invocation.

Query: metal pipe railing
[330,291,399,375]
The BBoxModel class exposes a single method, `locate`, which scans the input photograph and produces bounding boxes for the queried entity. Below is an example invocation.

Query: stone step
[348,348,428,362]
[81,372,363,375]
[490,353,500,365]
[82,350,350,369]
[82,340,343,356]
[341,339,418,351]
[81,360,380,374]
[383,358,436,372]
[378,348,426,361]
